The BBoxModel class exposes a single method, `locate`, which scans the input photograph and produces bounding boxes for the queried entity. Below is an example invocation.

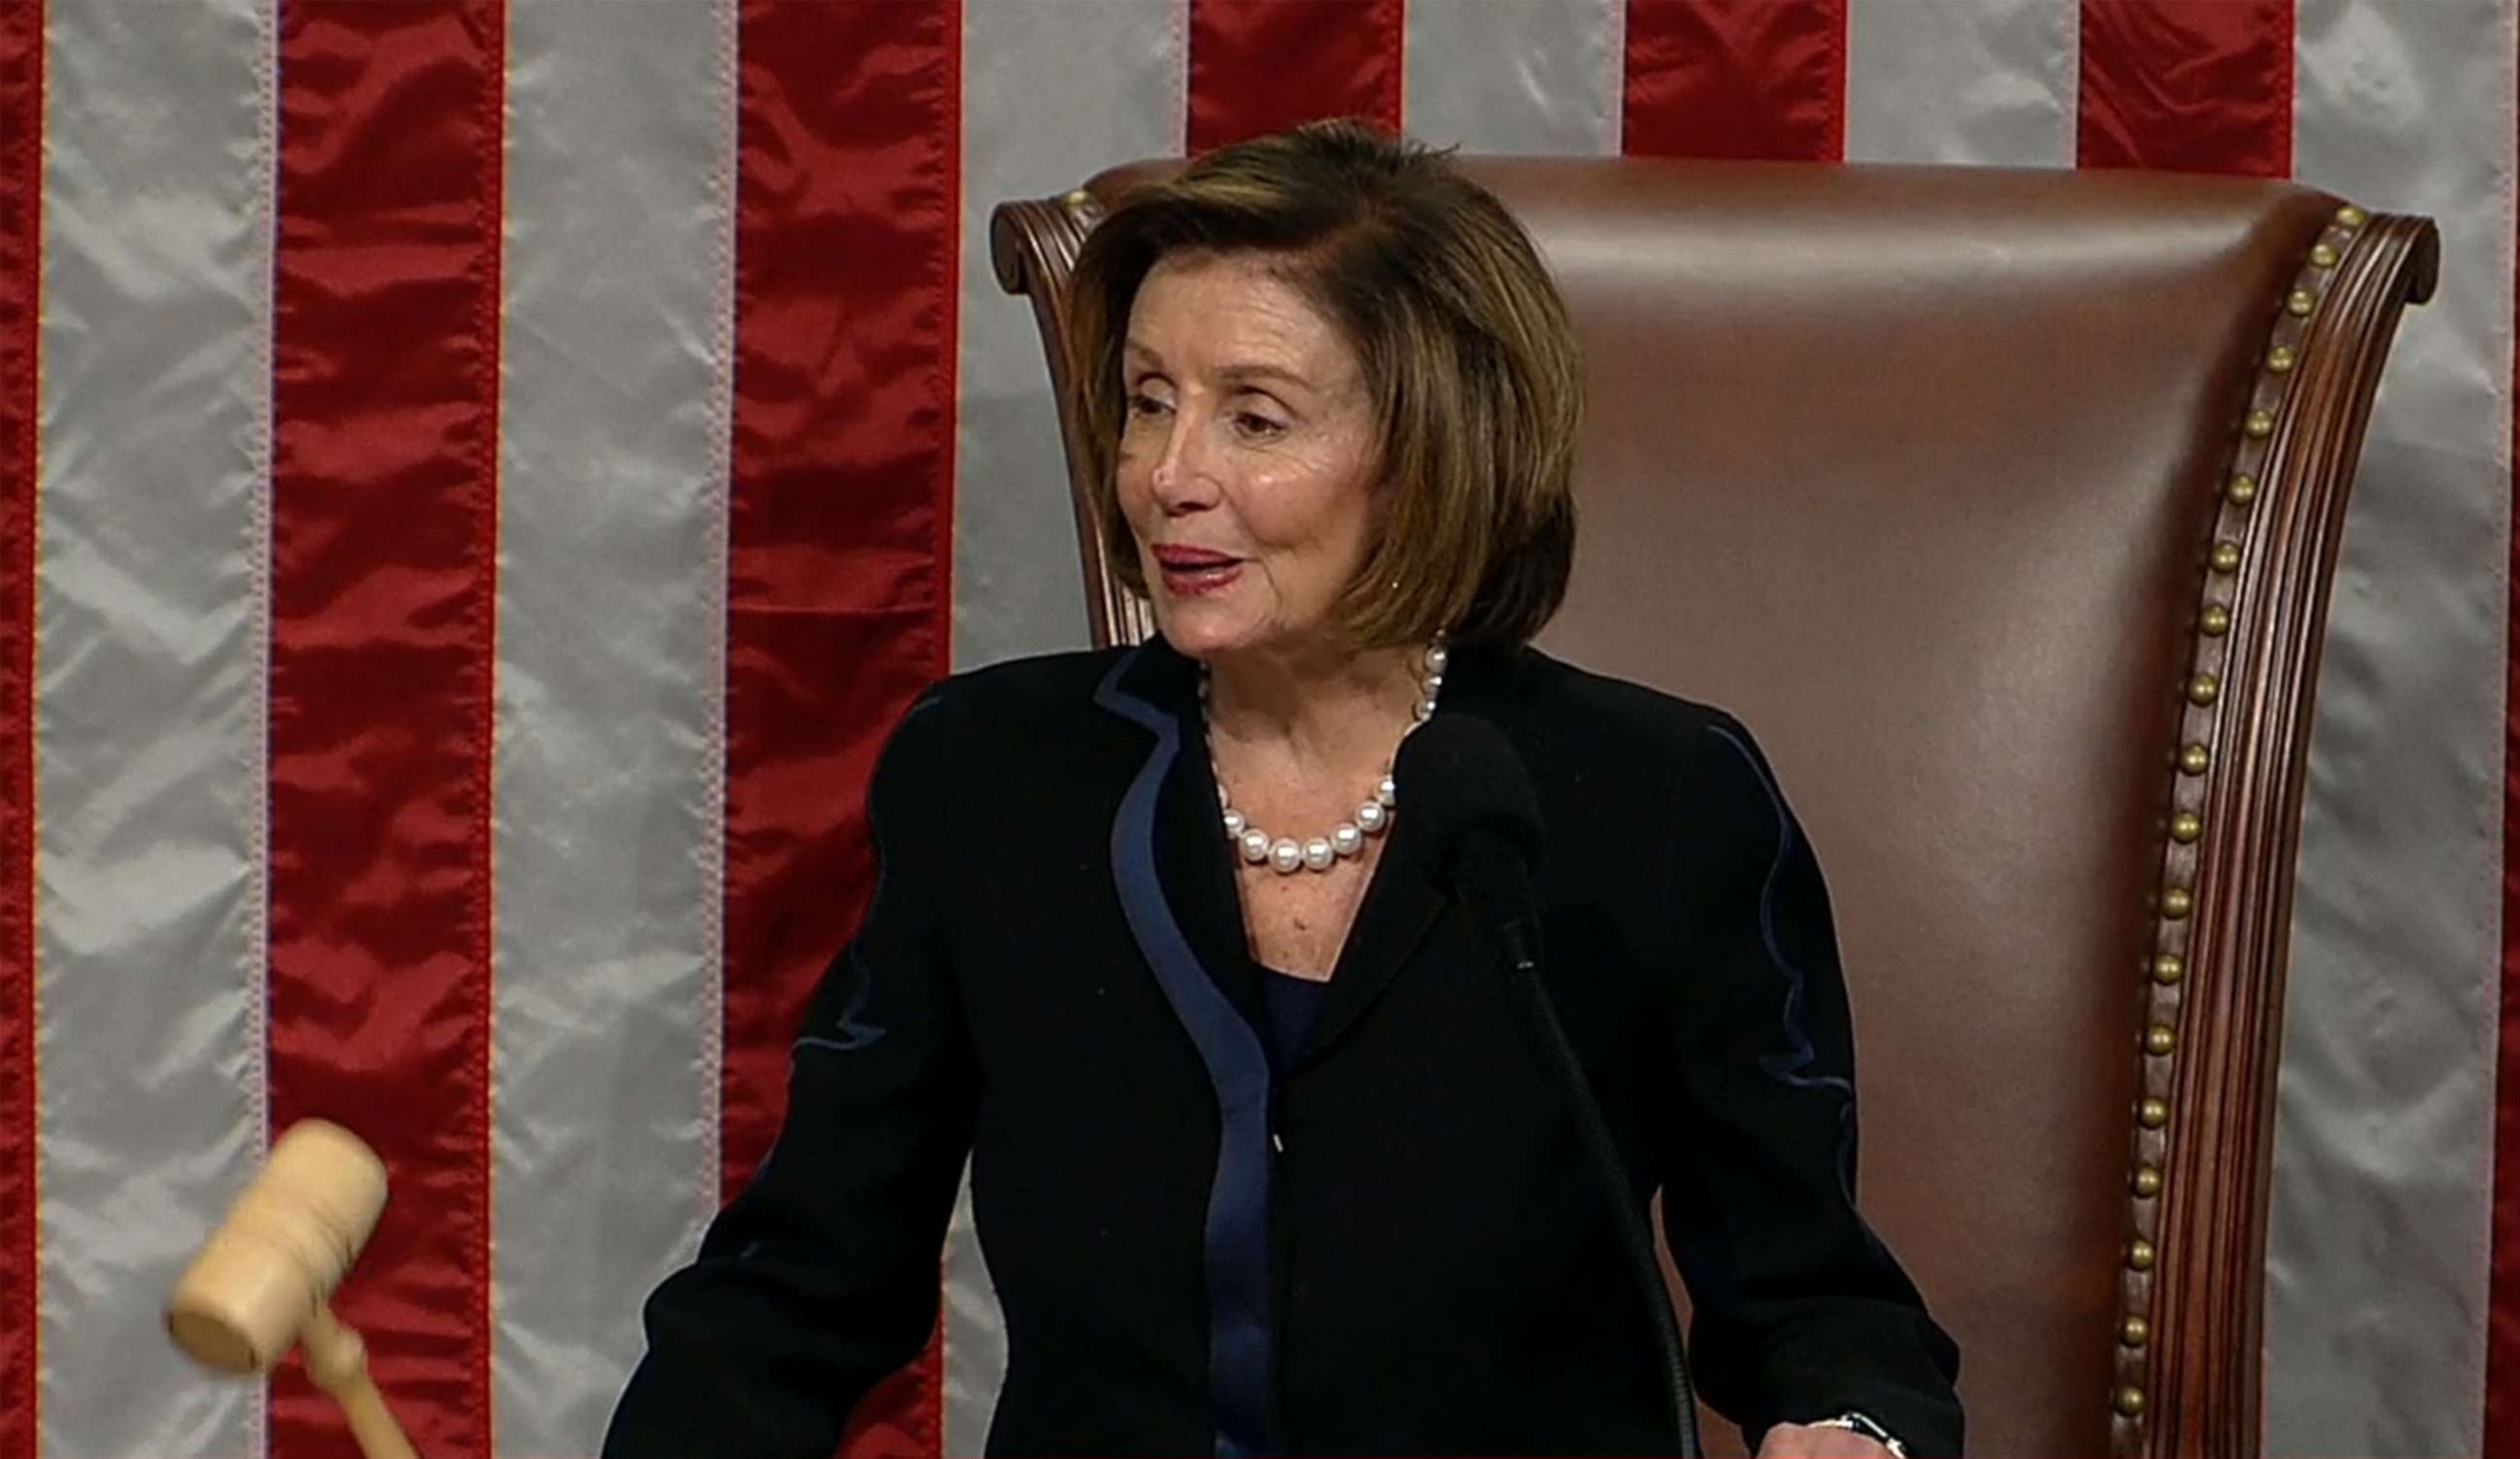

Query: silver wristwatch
[1809,1411,1909,1457]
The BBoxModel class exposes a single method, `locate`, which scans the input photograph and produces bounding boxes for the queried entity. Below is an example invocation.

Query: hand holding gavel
[165,1119,416,1459]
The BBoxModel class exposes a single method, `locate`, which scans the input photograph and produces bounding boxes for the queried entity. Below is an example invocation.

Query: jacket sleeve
[1655,713,1965,1456]
[604,688,978,1459]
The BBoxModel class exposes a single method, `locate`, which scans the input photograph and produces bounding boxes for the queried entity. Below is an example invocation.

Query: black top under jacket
[604,637,1963,1458]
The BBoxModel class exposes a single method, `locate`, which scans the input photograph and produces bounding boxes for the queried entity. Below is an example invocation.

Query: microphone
[1393,714,1546,971]
[1395,717,1701,1459]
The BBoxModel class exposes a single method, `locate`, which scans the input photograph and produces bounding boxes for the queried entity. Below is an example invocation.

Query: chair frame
[990,166,2440,1459]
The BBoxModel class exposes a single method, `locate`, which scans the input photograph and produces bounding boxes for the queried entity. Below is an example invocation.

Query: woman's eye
[1126,392,1170,420]
[1233,411,1285,438]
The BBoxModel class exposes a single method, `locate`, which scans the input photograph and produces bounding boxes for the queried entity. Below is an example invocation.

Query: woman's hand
[1755,1420,1896,1457]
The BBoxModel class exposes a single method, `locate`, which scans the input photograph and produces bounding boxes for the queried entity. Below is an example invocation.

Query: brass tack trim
[2179,743,2212,775]
[2146,1024,2176,1056]
[2266,344,2298,374]
[2152,954,2185,986]
[2116,1385,2148,1419]
[2133,1165,2163,1198]
[2162,887,2194,921]
[2138,1098,2170,1129]
[2226,473,2259,505]
[2310,242,2340,268]
[2199,604,2231,638]
[2129,1238,2157,1272]
[2211,541,2243,574]
[2171,810,2203,843]
[2285,290,2316,319]
[2122,1315,2151,1348]
[2246,407,2279,437]
[2187,674,2221,707]
[1063,188,1091,207]
[2336,204,2367,228]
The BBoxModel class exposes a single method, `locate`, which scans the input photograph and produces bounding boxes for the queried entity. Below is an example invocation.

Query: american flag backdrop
[0,1,2511,1456]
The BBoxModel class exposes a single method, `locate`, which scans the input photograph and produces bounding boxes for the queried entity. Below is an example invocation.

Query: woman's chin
[1151,601,1269,661]
[1153,620,1243,662]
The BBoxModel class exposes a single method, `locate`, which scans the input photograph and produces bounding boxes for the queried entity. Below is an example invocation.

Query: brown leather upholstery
[992,159,2437,1459]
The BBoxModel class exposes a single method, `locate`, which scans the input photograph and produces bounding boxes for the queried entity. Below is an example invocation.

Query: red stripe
[265,3,501,1455]
[0,3,37,1454]
[724,3,958,1455]
[1186,0,1404,153]
[2077,0,2294,176]
[1621,0,1847,162]
[2492,36,2520,1454]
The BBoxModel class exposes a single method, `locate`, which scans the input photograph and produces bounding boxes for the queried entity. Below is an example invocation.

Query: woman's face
[1115,251,1381,665]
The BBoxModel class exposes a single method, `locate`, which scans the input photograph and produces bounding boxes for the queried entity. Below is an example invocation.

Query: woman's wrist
[1806,1411,1907,1456]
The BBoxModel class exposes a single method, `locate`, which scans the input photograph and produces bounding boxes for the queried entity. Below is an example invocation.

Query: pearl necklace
[1205,638,1448,876]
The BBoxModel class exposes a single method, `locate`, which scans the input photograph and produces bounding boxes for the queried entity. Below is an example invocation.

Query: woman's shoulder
[1505,648,1804,849]
[1506,646,1759,771]
[1508,650,1811,892]
[889,645,1145,771]
[926,645,1134,720]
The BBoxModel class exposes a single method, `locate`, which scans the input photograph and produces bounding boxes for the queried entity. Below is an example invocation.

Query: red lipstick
[1152,545,1244,597]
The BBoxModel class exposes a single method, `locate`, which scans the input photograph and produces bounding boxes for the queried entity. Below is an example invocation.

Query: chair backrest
[992,158,2436,1458]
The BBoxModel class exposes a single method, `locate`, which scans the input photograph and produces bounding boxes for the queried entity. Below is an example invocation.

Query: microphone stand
[1482,893,1703,1459]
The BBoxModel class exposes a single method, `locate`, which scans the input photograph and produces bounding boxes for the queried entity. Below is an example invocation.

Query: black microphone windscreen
[1392,714,1545,870]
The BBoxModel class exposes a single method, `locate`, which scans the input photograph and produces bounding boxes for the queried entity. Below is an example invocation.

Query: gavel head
[166,1119,386,1375]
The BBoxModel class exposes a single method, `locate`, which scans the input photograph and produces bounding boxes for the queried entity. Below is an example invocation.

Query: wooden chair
[992,158,2438,1457]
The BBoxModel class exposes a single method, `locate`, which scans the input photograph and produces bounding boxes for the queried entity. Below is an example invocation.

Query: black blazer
[605,638,1962,1458]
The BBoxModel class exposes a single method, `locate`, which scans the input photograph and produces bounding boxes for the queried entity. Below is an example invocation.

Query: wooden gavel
[165,1119,416,1459]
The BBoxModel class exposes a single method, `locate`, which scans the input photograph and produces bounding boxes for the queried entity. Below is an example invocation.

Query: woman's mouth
[1153,548,1244,597]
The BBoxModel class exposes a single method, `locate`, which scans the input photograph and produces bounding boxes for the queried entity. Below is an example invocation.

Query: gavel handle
[301,1308,418,1459]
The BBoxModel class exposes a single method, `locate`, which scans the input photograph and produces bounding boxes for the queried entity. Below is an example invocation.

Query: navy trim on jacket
[1095,647,1278,1457]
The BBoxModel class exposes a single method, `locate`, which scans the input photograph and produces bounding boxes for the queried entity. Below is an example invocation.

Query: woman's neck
[1202,639,1422,777]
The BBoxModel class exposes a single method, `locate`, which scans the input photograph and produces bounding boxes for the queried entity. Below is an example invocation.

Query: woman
[605,121,1961,1459]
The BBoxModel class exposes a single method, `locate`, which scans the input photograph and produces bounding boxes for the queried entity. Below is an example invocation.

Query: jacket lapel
[1097,636,1531,1072]
[1157,720,1273,1044]
[1089,643,1280,1456]
[1293,640,1524,1067]
[1100,641,1273,1044]
[1291,799,1445,1065]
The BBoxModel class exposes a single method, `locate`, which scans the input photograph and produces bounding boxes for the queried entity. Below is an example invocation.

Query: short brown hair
[1067,121,1579,649]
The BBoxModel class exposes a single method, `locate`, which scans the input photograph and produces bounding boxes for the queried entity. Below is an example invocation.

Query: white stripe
[950,1,1191,1446]
[491,1,739,1452]
[1842,0,2077,167]
[944,1173,1001,1457]
[952,0,1188,674]
[1404,0,1623,157]
[2273,2,2513,1453]
[34,2,274,1453]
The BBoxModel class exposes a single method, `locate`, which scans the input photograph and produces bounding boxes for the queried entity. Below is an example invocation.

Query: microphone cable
[1456,834,1702,1459]
[1397,716,1702,1459]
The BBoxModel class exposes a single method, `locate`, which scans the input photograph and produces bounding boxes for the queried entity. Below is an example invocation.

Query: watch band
[1809,1411,1909,1457]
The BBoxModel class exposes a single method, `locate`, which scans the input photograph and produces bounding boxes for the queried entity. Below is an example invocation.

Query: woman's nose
[1148,420,1217,513]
